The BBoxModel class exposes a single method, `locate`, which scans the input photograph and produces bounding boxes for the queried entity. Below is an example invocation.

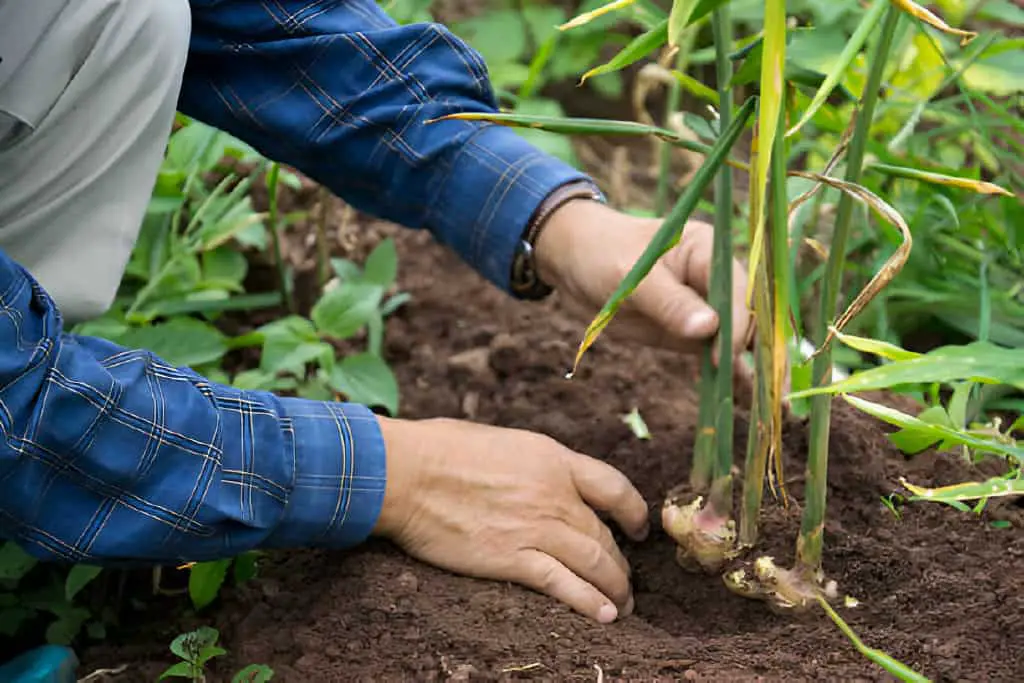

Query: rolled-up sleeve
[0,247,385,565]
[180,0,592,292]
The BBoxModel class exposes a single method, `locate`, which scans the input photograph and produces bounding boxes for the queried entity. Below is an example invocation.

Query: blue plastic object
[0,645,79,683]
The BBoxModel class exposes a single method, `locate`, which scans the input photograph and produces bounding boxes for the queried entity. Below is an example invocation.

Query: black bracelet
[509,179,604,300]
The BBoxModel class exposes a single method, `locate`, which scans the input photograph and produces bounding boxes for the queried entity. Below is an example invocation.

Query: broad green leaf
[188,559,232,611]
[233,552,260,584]
[64,565,102,602]
[260,339,333,378]
[570,96,757,372]
[119,318,228,368]
[329,353,400,415]
[900,476,1024,503]
[789,342,1024,399]
[257,315,319,343]
[787,0,887,137]
[202,247,249,287]
[159,662,195,680]
[0,606,34,637]
[363,238,399,287]
[668,0,700,48]
[0,542,37,581]
[841,394,1024,460]
[45,608,91,645]
[311,283,384,340]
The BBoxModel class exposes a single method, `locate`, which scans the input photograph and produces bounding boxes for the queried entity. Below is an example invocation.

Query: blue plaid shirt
[2,0,589,565]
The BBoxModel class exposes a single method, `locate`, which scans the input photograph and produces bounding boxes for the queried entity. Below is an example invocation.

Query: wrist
[510,180,603,300]
[372,416,428,539]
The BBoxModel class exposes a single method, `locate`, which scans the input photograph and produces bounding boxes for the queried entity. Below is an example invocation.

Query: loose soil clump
[81,222,1024,682]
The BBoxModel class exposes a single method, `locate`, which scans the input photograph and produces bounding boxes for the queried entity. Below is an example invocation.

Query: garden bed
[79,214,1024,681]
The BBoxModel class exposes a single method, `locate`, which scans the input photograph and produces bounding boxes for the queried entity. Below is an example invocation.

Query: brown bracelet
[510,179,604,300]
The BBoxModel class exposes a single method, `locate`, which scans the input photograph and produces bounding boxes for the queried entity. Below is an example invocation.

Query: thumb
[629,265,719,345]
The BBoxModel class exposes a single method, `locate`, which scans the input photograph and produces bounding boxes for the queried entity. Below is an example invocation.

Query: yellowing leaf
[829,328,922,362]
[900,476,1024,502]
[869,163,1015,196]
[559,0,638,31]
[745,0,787,308]
[791,173,913,358]
[890,0,978,46]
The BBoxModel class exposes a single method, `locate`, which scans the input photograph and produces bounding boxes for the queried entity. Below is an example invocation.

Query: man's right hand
[372,417,650,623]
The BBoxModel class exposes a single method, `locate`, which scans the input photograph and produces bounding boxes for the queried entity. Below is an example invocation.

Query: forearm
[181,0,594,292]
[0,252,384,565]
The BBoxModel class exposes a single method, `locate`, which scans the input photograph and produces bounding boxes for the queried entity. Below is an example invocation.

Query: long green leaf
[559,0,639,31]
[867,163,1015,196]
[744,0,786,303]
[789,342,1024,398]
[901,476,1024,503]
[580,19,668,83]
[840,395,1024,460]
[569,96,757,373]
[668,0,700,47]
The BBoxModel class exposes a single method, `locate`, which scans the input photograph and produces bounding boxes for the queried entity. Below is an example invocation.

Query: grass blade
[668,0,700,48]
[579,19,668,84]
[767,94,790,507]
[744,0,786,306]
[559,0,639,31]
[569,96,757,374]
[867,163,1015,196]
[786,0,888,137]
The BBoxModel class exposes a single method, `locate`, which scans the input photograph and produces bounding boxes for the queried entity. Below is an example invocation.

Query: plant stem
[266,163,294,314]
[692,6,733,497]
[705,4,735,518]
[656,29,696,214]
[798,5,901,574]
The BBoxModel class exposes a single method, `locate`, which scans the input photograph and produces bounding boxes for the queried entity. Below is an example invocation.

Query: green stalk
[704,4,735,517]
[798,5,901,574]
[266,163,294,314]
[739,93,788,545]
[656,27,697,214]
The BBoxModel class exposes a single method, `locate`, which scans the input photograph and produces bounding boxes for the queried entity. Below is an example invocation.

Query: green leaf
[171,626,221,662]
[159,662,196,680]
[788,342,1024,399]
[0,543,37,582]
[329,353,400,415]
[311,283,384,340]
[45,608,91,645]
[202,247,249,287]
[0,606,35,637]
[570,96,757,372]
[363,238,399,287]
[261,340,334,378]
[233,664,276,683]
[188,559,232,611]
[668,0,700,48]
[579,19,668,84]
[843,395,1024,460]
[233,552,260,584]
[901,475,1024,503]
[119,318,228,368]
[64,565,102,602]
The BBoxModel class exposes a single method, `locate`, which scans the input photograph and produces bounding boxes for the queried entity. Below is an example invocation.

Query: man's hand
[372,417,650,623]
[535,199,751,360]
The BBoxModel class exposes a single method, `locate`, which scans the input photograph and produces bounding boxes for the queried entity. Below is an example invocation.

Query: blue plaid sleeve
[0,249,386,565]
[180,0,593,292]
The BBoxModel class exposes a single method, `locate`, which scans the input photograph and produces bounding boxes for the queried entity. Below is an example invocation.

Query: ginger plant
[431,0,1012,677]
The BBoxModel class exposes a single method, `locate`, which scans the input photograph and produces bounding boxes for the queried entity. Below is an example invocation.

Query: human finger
[567,452,650,541]
[627,265,720,346]
[535,521,632,610]
[511,549,621,623]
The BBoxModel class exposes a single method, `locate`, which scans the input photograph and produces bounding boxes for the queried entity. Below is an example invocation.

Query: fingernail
[684,309,717,337]
[597,603,618,624]
[623,594,635,617]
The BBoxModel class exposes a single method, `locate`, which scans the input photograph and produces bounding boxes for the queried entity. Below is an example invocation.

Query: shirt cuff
[428,123,595,293]
[264,398,386,550]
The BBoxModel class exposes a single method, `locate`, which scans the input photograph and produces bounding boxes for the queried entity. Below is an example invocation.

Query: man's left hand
[535,199,751,361]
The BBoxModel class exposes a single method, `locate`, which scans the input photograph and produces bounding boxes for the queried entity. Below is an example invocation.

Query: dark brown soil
[78,214,1024,682]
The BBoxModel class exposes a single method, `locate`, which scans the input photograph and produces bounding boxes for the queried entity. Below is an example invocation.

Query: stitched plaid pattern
[182,0,590,292]
[1,0,591,565]
[0,250,386,564]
